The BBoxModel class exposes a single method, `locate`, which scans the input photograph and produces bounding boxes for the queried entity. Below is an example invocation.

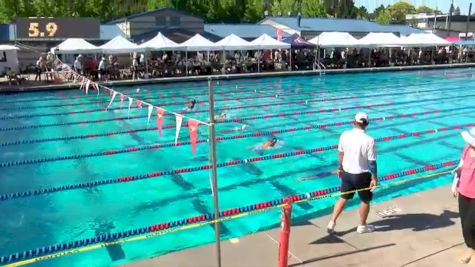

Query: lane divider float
[0,123,470,200]
[0,161,456,266]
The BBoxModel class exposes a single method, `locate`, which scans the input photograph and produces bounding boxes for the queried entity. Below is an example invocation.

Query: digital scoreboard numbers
[16,18,100,40]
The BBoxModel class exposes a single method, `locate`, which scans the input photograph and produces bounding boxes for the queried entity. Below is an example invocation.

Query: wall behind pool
[3,62,475,94]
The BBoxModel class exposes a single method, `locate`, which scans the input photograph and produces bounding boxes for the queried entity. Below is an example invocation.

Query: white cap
[461,127,475,147]
[354,112,369,123]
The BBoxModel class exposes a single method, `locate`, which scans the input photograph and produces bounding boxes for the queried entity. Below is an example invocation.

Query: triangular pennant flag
[136,100,143,108]
[188,119,200,154]
[79,77,85,90]
[105,91,117,111]
[156,108,165,136]
[127,97,133,117]
[85,80,91,95]
[147,104,153,125]
[175,114,183,145]
[119,94,125,109]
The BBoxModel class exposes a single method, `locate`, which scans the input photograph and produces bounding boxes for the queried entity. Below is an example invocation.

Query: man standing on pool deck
[327,112,378,234]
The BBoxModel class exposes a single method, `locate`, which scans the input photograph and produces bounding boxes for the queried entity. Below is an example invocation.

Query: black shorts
[340,171,372,202]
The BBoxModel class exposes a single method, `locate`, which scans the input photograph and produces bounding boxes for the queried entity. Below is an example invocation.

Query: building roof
[261,17,422,35]
[107,8,203,24]
[204,24,291,39]
[132,28,221,44]
[100,25,125,40]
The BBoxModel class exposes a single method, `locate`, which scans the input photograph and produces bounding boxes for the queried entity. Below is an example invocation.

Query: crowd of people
[42,45,475,83]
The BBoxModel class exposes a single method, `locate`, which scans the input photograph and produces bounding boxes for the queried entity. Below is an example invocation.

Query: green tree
[368,4,385,20]
[271,0,300,16]
[244,0,265,21]
[336,0,356,18]
[301,0,325,17]
[184,0,209,17]
[455,6,461,16]
[356,6,369,19]
[219,0,247,22]
[416,5,434,14]
[375,9,391,24]
[387,1,416,24]
[147,0,172,10]
[323,0,336,17]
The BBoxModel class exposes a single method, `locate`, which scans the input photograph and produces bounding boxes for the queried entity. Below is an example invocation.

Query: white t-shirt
[99,60,106,70]
[74,59,82,70]
[338,128,376,174]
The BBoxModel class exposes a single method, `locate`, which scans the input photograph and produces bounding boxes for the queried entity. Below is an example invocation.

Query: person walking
[452,127,475,264]
[327,112,378,234]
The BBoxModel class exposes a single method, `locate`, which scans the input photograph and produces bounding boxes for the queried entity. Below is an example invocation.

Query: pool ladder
[315,61,326,75]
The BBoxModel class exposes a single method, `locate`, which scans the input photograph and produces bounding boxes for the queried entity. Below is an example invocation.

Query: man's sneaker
[356,224,375,234]
[327,221,336,234]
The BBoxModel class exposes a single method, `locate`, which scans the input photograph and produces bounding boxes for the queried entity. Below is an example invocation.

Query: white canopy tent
[51,38,101,54]
[100,35,140,54]
[0,45,19,75]
[215,34,256,50]
[138,32,183,51]
[0,45,19,51]
[249,34,290,49]
[356,32,404,47]
[309,32,359,48]
[178,34,220,51]
[402,33,451,47]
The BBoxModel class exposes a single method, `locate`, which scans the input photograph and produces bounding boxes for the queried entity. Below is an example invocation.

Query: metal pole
[208,78,222,267]
[466,3,472,40]
[448,3,454,36]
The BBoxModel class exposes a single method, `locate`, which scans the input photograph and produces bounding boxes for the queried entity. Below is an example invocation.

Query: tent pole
[186,51,188,76]
[289,48,292,71]
[222,50,225,75]
[368,49,371,68]
[258,50,261,73]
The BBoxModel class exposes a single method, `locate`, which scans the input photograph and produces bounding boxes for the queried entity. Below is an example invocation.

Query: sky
[354,0,473,14]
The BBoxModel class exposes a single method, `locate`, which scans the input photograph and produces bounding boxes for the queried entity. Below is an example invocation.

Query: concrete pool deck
[123,185,470,267]
[2,62,475,93]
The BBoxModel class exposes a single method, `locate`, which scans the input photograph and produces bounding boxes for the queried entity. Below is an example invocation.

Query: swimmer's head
[187,99,197,109]
[271,137,278,146]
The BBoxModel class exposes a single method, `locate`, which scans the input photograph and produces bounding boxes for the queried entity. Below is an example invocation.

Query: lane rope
[2,102,453,146]
[0,123,469,200]
[2,87,471,121]
[0,163,455,267]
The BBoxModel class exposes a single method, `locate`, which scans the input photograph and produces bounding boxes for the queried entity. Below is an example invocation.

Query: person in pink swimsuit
[453,127,475,264]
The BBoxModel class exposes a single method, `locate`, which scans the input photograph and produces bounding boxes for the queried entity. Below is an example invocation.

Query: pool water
[0,68,473,266]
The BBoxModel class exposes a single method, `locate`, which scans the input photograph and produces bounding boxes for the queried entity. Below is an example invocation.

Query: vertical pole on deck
[289,48,292,71]
[448,3,454,36]
[185,51,188,76]
[277,202,292,267]
[208,78,222,267]
[466,3,472,40]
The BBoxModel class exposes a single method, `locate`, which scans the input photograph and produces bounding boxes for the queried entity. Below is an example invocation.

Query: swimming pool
[0,68,473,266]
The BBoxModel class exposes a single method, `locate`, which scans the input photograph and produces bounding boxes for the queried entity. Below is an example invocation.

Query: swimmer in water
[184,99,197,111]
[261,137,278,150]
[214,112,227,121]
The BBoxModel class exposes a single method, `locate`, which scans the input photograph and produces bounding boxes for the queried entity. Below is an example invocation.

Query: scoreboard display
[16,18,100,40]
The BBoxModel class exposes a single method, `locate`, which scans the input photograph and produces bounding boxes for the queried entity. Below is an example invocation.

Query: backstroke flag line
[105,91,117,111]
[156,108,164,136]
[128,97,133,117]
[188,119,199,154]
[147,104,153,125]
[175,114,183,145]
